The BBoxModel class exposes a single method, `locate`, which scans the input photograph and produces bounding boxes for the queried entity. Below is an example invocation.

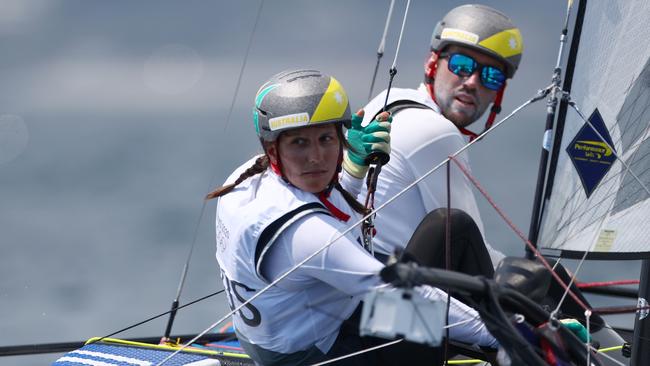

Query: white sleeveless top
[215,157,382,354]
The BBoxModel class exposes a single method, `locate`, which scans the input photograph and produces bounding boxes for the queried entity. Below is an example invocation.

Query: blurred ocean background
[0,1,639,365]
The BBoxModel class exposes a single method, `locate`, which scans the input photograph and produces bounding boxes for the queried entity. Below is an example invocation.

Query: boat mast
[526,0,577,259]
[631,261,650,364]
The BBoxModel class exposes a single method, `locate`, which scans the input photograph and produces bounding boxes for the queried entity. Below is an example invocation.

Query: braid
[334,182,370,216]
[205,155,269,200]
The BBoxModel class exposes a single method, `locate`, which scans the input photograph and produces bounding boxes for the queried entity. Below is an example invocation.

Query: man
[360,4,523,270]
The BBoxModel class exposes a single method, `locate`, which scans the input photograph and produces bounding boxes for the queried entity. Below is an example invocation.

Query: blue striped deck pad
[52,342,252,366]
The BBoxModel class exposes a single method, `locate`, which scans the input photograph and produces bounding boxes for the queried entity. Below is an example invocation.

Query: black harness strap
[377,99,433,119]
[254,202,331,282]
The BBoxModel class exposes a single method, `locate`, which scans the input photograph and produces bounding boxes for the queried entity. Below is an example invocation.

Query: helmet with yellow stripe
[430,4,523,78]
[253,69,352,142]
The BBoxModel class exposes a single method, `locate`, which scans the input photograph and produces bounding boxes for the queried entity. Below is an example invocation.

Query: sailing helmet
[430,4,523,78]
[253,69,352,142]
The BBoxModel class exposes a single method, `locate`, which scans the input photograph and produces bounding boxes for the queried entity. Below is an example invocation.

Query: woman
[207,69,495,365]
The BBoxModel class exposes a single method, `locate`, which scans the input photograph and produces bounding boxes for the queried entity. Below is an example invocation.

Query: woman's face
[267,124,341,193]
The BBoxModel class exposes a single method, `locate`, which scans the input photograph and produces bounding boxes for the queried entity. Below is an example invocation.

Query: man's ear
[424,52,439,80]
[429,51,439,64]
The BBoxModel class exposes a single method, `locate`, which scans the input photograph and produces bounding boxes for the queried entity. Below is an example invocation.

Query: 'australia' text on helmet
[253,69,352,142]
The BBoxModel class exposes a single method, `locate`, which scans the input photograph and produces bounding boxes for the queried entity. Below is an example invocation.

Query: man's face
[433,45,505,128]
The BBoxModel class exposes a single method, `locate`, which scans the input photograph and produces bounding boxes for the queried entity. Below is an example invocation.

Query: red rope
[577,279,639,288]
[592,305,650,315]
[448,155,590,312]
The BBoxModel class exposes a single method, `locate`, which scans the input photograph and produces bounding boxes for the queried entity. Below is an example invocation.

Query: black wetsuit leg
[402,208,495,278]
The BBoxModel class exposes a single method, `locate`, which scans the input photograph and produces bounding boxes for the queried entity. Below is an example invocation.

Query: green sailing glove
[343,111,392,179]
[560,318,591,343]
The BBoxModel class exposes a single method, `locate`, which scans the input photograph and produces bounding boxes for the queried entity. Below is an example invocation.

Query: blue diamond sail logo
[566,108,616,198]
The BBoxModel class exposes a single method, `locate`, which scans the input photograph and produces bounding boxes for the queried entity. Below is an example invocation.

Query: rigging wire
[551,247,589,317]
[381,0,410,111]
[362,0,410,261]
[221,1,265,133]
[585,309,592,366]
[94,289,223,346]
[367,0,395,101]
[161,0,266,341]
[309,339,404,366]
[443,161,453,365]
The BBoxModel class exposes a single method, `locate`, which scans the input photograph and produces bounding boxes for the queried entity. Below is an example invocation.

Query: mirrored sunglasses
[445,53,506,91]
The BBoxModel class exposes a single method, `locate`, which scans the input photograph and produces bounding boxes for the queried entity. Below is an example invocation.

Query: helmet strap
[270,160,282,175]
[485,81,505,130]
[424,51,441,105]
[460,82,507,142]
[267,140,284,177]
[458,127,480,141]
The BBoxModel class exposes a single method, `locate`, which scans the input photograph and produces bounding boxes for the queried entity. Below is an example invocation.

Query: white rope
[309,338,404,366]
[585,309,592,366]
[389,0,411,70]
[551,249,588,316]
[160,0,266,341]
[221,1,264,132]
[377,0,396,56]
[367,0,396,100]
[443,318,476,329]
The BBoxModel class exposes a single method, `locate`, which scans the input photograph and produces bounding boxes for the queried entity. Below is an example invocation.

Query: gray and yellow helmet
[253,69,352,142]
[431,4,523,78]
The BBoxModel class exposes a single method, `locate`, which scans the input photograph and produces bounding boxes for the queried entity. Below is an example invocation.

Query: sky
[0,1,640,364]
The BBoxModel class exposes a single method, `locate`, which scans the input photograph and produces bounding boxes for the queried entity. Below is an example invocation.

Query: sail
[537,0,650,259]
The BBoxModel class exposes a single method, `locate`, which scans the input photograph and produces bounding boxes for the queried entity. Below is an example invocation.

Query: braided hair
[205,155,269,200]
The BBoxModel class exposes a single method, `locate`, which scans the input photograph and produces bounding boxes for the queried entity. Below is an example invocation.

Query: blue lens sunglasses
[443,53,506,91]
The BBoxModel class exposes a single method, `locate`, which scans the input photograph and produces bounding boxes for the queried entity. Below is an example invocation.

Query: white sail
[538,0,650,258]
